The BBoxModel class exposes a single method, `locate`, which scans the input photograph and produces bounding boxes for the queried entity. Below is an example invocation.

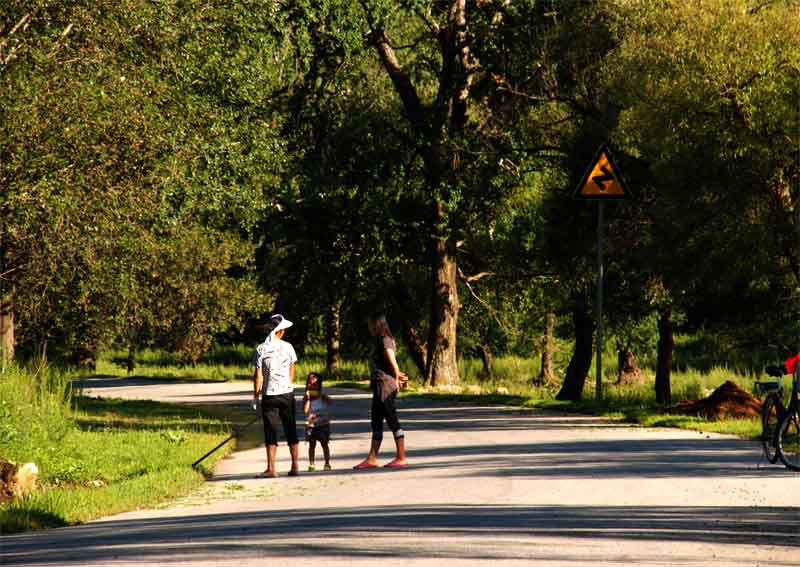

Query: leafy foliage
[1,1,277,363]
[607,0,800,346]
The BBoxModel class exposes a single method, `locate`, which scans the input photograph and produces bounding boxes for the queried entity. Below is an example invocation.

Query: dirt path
[2,377,799,566]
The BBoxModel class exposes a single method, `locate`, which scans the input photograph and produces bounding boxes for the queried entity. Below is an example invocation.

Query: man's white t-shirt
[254,339,297,396]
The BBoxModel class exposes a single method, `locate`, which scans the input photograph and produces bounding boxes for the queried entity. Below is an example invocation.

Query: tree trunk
[617,347,643,385]
[126,343,136,374]
[367,6,470,388]
[325,300,341,373]
[655,305,674,405]
[69,342,98,371]
[477,344,492,381]
[426,236,460,386]
[536,312,556,385]
[0,292,14,366]
[556,294,594,401]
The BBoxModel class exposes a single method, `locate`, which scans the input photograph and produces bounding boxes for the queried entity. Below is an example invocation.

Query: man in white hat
[253,314,300,477]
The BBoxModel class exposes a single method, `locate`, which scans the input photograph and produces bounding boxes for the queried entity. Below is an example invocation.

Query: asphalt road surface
[2,377,799,567]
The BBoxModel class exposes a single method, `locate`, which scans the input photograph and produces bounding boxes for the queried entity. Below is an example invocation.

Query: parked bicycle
[760,360,800,471]
[755,374,783,465]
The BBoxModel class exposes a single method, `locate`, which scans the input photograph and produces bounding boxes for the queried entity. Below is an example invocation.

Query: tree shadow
[0,508,68,536]
[71,396,229,434]
[2,504,797,564]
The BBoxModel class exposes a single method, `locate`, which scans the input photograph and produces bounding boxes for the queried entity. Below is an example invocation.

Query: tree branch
[360,2,427,134]
[0,13,30,66]
[432,0,478,135]
[458,267,508,332]
[460,271,495,283]
[450,0,471,133]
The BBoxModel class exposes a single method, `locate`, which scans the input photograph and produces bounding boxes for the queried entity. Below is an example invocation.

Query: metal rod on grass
[192,415,259,469]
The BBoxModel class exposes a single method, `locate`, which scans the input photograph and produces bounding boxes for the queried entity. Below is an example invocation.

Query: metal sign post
[573,144,631,400]
[596,201,605,401]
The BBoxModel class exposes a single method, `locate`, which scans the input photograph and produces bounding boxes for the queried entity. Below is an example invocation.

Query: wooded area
[1,0,799,401]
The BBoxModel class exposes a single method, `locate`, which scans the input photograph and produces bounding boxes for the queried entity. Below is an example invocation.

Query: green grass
[97,348,247,382]
[0,365,231,535]
[398,358,765,441]
[97,344,372,384]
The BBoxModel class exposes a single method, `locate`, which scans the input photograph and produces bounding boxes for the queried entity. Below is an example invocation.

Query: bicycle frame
[756,373,784,464]
[755,376,783,396]
[786,364,800,412]
[774,363,800,470]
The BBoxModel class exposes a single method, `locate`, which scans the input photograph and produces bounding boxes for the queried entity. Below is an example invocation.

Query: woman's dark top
[370,335,397,400]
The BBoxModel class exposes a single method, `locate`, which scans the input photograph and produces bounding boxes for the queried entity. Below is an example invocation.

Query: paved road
[2,378,799,566]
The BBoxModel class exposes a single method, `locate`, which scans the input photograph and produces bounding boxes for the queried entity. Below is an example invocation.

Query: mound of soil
[668,380,761,420]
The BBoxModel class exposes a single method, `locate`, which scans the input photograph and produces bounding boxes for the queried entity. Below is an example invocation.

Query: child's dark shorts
[306,424,331,443]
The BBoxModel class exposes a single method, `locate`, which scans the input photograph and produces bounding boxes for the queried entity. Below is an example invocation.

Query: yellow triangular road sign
[574,144,631,200]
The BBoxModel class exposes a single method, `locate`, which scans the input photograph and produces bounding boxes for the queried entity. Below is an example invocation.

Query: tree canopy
[2,0,798,400]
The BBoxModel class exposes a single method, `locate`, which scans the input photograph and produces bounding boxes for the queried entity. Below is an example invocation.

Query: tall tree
[0,1,279,363]
[271,1,624,385]
[608,0,800,365]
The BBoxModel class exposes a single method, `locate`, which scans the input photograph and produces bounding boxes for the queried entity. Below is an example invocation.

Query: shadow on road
[3,503,797,565]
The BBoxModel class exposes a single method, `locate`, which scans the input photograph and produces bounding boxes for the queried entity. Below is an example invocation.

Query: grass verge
[0,365,231,535]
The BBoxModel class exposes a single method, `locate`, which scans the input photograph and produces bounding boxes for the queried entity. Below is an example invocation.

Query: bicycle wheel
[761,393,782,464]
[777,409,800,471]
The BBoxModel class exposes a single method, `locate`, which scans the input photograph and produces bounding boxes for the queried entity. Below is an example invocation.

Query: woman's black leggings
[261,392,299,446]
[371,391,404,441]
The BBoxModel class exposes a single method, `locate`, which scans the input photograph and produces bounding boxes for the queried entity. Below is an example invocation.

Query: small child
[303,372,333,471]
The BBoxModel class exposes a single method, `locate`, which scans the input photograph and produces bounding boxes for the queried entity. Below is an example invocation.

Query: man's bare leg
[265,444,277,477]
[289,442,299,474]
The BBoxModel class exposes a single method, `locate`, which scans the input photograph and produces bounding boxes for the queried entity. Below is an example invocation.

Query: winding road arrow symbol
[592,166,614,191]
[573,144,631,200]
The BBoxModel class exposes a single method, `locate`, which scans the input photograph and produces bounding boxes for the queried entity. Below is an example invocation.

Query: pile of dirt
[668,380,761,420]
